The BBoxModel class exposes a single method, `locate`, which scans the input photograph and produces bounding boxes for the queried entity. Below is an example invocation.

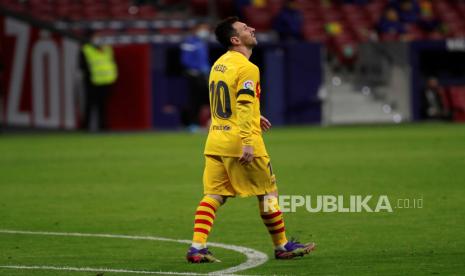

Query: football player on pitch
[186,17,316,263]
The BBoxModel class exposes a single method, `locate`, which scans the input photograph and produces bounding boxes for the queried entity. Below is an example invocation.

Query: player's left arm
[237,64,259,165]
[260,115,271,132]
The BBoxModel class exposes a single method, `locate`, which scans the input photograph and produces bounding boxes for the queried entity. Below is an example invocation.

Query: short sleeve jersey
[204,50,268,157]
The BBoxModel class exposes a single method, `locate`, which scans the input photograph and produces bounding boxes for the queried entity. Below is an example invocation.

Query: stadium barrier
[0,15,152,130]
[1,13,323,131]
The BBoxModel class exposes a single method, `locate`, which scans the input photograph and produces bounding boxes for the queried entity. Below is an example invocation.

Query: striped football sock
[259,196,288,247]
[191,196,221,247]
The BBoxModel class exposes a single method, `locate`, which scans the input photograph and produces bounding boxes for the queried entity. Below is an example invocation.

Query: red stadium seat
[303,10,323,23]
[268,0,285,17]
[138,5,158,19]
[83,4,109,20]
[405,23,425,40]
[379,32,399,42]
[108,0,128,4]
[445,21,465,38]
[427,31,445,40]
[216,0,234,18]
[302,22,327,43]
[242,6,273,31]
[190,0,208,16]
[364,2,385,24]
[110,4,132,20]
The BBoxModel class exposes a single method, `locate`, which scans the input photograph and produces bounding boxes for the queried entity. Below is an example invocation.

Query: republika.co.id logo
[263,195,423,213]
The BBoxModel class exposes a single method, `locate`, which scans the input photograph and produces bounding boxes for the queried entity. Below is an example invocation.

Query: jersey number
[210,80,232,119]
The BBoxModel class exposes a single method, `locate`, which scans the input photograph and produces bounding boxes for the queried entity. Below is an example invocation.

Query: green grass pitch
[1,123,465,275]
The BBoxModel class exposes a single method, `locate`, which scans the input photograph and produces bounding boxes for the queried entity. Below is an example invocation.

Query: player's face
[232,21,257,48]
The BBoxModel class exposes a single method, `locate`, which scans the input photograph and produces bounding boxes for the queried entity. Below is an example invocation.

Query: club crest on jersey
[243,80,254,90]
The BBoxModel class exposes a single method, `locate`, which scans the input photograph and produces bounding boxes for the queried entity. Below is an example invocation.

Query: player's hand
[239,145,254,165]
[260,116,272,132]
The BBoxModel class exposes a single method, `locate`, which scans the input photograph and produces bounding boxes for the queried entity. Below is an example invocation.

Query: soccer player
[186,17,316,263]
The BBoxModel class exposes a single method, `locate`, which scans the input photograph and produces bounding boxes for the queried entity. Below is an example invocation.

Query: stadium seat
[190,0,208,16]
[216,0,234,18]
[242,6,272,31]
[457,2,465,17]
[138,5,158,19]
[379,32,399,42]
[110,4,132,20]
[83,4,109,20]
[303,10,323,22]
[405,23,425,40]
[268,0,285,17]
[364,2,385,24]
[427,31,445,41]
[303,23,328,43]
[108,0,128,4]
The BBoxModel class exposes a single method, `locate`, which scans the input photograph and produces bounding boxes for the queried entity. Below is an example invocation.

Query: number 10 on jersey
[210,80,232,119]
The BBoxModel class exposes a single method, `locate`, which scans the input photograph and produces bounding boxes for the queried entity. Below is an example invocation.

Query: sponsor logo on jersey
[243,80,254,90]
[212,125,231,131]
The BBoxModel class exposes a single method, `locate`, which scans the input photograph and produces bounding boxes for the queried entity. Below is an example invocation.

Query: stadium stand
[2,0,465,44]
[1,0,465,68]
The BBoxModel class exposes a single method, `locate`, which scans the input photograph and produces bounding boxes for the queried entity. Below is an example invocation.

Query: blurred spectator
[391,0,420,23]
[419,0,432,15]
[273,0,304,41]
[252,0,266,7]
[324,22,358,70]
[235,0,266,17]
[423,77,449,119]
[80,30,118,131]
[235,0,266,8]
[418,12,441,34]
[417,1,445,36]
[377,7,407,39]
[180,22,211,130]
[325,22,343,36]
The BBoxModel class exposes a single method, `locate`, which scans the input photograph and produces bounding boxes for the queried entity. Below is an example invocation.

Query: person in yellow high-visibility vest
[80,30,118,131]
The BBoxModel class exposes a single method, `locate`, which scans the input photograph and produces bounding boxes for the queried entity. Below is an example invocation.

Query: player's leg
[191,194,225,247]
[258,192,316,259]
[187,194,225,263]
[257,192,288,250]
[223,156,288,247]
[187,155,234,263]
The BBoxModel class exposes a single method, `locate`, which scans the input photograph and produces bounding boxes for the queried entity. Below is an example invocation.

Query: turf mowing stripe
[0,229,268,275]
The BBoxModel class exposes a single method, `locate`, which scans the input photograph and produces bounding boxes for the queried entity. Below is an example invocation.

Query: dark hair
[214,16,239,48]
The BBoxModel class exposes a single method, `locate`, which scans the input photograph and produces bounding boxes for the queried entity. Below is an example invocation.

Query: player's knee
[206,194,227,205]
[257,191,278,202]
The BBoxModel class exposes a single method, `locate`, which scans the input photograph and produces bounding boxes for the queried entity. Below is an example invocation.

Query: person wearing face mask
[180,22,211,131]
[80,29,118,131]
[186,17,316,264]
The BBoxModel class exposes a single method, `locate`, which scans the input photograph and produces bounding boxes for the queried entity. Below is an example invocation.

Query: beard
[245,37,258,49]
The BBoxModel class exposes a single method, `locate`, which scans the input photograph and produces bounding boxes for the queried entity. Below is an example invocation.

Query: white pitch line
[0,265,217,275]
[0,229,268,275]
